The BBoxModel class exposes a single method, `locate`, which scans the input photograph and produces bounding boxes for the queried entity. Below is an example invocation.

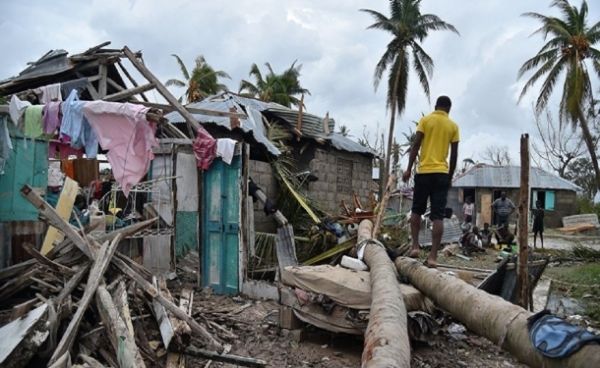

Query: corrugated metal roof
[164,93,281,156]
[453,165,580,191]
[265,105,335,138]
[166,92,376,157]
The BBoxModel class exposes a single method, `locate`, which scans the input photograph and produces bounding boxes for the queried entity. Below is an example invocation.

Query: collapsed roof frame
[0,41,246,139]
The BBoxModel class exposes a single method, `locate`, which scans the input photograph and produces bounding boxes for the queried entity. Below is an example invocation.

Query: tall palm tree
[338,125,351,136]
[361,0,459,185]
[518,0,600,190]
[239,61,310,109]
[166,54,230,103]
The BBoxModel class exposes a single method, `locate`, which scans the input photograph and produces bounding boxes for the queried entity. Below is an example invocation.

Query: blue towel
[528,310,600,358]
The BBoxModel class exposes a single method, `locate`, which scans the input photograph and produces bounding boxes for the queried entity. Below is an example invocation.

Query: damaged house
[449,164,581,227]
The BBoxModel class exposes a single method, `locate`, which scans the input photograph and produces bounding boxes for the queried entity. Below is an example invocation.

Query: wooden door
[481,193,492,225]
[202,156,241,295]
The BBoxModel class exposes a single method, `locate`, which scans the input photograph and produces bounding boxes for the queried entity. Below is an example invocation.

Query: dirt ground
[172,254,525,368]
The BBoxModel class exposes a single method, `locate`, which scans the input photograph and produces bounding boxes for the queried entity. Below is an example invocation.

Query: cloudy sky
[1,0,599,167]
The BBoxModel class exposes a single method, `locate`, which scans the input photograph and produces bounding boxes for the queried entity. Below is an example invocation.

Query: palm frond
[165,79,186,87]
[412,49,431,101]
[171,54,190,81]
[533,57,568,113]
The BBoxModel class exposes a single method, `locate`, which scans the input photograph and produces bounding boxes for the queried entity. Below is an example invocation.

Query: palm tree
[361,0,459,185]
[338,125,351,136]
[239,61,310,109]
[518,0,600,190]
[166,54,230,103]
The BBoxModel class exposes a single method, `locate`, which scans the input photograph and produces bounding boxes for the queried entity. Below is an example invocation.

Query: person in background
[492,191,516,228]
[402,95,460,268]
[480,222,493,248]
[463,196,474,224]
[532,200,545,249]
[461,226,485,256]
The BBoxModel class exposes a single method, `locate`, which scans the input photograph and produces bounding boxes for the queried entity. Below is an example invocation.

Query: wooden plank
[22,242,74,275]
[48,235,122,365]
[111,256,223,351]
[106,77,126,92]
[96,285,146,368]
[130,100,247,119]
[184,346,266,367]
[42,177,79,255]
[122,46,203,133]
[98,63,108,97]
[152,277,176,349]
[114,281,135,335]
[21,184,93,258]
[116,60,150,102]
[103,83,154,102]
[481,193,492,226]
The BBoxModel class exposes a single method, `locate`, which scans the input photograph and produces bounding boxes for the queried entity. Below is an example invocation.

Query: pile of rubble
[0,185,264,368]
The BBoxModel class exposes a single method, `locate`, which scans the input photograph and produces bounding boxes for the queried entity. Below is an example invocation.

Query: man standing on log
[402,96,459,267]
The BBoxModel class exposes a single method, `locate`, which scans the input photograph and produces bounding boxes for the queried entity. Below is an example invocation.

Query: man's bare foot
[423,259,437,268]
[408,248,420,258]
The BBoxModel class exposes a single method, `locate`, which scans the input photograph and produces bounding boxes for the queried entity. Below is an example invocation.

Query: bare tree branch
[480,145,512,166]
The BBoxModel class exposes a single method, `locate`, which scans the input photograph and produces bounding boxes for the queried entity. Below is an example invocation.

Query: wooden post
[295,93,304,139]
[518,134,530,309]
[372,174,396,239]
[98,63,108,98]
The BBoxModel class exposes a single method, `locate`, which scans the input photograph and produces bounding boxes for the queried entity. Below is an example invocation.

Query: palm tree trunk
[578,111,600,193]
[359,220,410,368]
[395,257,600,368]
[383,95,398,194]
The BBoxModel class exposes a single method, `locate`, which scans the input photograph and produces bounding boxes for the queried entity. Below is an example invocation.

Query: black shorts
[411,173,450,220]
[533,219,544,233]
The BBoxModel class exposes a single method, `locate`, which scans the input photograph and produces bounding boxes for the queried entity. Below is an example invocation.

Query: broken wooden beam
[111,256,223,352]
[0,304,49,367]
[518,134,530,309]
[22,242,75,275]
[358,219,410,368]
[96,284,146,368]
[103,82,155,102]
[372,174,396,240]
[49,235,122,365]
[184,346,266,367]
[152,277,176,349]
[395,257,600,368]
[21,184,93,258]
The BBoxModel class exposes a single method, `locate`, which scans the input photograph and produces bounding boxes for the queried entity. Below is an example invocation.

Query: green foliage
[239,61,310,109]
[166,54,230,103]
[361,0,459,115]
[566,158,597,198]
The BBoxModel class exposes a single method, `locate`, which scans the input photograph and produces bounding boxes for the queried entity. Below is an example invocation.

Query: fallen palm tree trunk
[359,220,410,368]
[395,257,600,368]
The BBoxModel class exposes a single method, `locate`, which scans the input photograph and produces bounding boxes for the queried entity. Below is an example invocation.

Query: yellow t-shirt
[416,110,460,174]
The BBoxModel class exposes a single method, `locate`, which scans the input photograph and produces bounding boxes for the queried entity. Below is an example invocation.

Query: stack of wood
[0,185,263,368]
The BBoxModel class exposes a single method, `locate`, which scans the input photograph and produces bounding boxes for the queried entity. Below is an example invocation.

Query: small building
[449,165,580,228]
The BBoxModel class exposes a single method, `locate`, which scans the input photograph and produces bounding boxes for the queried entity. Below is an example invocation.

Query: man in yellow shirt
[402,96,459,267]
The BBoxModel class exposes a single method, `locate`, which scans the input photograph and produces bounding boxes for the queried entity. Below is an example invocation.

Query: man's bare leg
[409,213,421,257]
[426,219,443,267]
[540,232,544,249]
[533,233,537,249]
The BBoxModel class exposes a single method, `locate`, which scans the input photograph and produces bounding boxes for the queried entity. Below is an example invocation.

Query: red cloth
[193,128,216,170]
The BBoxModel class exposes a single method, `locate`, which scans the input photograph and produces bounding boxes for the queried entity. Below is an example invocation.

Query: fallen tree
[395,257,600,368]
[359,220,410,368]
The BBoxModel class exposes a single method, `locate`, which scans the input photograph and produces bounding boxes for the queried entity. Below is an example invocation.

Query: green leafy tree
[518,0,600,191]
[166,54,230,103]
[361,0,459,183]
[239,61,310,109]
[565,157,597,198]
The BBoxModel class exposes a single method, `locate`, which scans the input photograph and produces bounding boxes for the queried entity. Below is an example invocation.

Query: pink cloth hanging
[193,128,217,170]
[82,101,158,195]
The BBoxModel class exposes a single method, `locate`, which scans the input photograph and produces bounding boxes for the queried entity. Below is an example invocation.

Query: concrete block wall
[249,149,373,231]
[248,160,278,233]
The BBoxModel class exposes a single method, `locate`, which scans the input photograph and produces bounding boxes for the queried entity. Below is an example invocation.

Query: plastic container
[341,255,368,271]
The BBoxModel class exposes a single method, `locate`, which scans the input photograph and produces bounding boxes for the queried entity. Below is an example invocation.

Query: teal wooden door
[202,156,240,294]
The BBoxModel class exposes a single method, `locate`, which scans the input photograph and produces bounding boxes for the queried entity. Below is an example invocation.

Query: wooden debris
[0,304,49,367]
[96,285,146,368]
[184,346,267,368]
[41,177,79,255]
[49,235,121,365]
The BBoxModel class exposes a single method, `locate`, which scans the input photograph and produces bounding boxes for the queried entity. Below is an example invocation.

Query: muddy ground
[171,253,525,368]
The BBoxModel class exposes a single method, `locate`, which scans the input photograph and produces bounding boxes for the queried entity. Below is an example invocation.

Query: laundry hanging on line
[8,95,31,127]
[82,100,158,196]
[193,128,217,170]
[216,138,237,165]
[0,116,13,175]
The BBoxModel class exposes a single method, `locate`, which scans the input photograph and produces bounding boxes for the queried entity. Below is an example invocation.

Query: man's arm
[402,131,424,182]
[449,141,459,178]
[510,199,516,214]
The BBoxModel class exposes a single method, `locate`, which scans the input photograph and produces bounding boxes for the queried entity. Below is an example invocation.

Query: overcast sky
[1,0,599,167]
